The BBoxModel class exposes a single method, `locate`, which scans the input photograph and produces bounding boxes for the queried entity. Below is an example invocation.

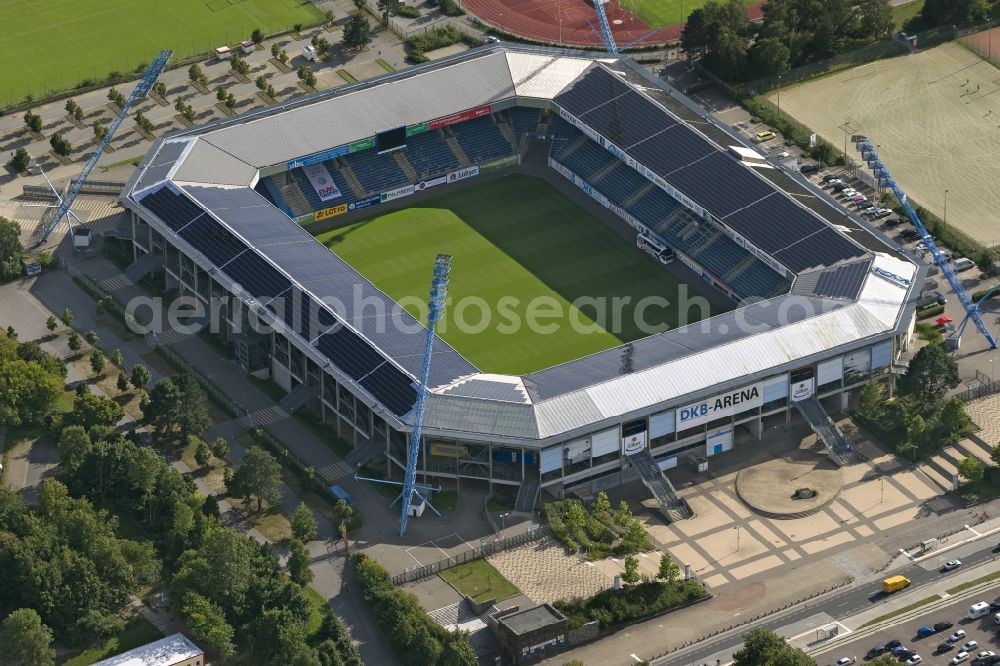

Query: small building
[92,633,204,666]
[727,144,769,167]
[492,603,568,664]
[73,227,92,249]
[240,40,255,55]
[215,46,231,61]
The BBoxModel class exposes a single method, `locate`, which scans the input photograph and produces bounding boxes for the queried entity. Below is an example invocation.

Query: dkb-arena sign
[676,383,763,429]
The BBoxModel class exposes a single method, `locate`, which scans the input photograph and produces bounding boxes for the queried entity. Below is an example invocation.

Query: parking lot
[816,593,1000,666]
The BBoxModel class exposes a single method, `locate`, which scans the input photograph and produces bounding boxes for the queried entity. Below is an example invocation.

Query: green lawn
[315,174,716,374]
[60,616,163,666]
[627,0,714,28]
[439,559,520,603]
[0,0,324,105]
[891,0,925,30]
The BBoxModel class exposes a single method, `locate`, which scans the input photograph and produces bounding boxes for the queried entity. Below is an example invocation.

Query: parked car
[935,621,955,632]
[893,646,912,657]
[833,183,850,192]
[483,35,501,44]
[755,130,777,142]
[823,174,840,183]
[989,601,1000,612]
[918,626,937,638]
[866,646,888,659]
[800,163,821,174]
[834,657,856,666]
[954,652,970,665]
[872,208,893,218]
[899,229,919,241]
[943,560,963,572]
[963,641,980,653]
[842,188,859,196]
[885,217,905,227]
[940,642,957,653]
[906,656,923,665]
[887,640,903,650]
[948,630,967,643]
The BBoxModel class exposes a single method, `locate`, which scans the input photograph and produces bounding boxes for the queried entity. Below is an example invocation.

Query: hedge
[554,580,707,630]
[406,26,478,63]
[351,554,476,666]
[742,95,843,166]
[916,304,945,320]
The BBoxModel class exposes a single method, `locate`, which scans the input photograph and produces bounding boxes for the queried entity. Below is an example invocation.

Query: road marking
[630,653,643,662]
[911,524,1000,563]
[966,524,982,537]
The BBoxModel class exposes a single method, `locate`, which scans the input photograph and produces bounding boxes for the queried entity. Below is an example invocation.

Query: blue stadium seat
[288,168,326,210]
[452,116,514,163]
[344,149,409,195]
[405,129,460,178]
[506,107,541,140]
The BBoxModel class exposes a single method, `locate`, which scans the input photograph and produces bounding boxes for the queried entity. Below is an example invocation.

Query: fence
[956,378,1000,403]
[71,179,126,196]
[391,525,549,585]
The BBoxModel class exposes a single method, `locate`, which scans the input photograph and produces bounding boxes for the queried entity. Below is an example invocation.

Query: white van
[953,257,975,272]
[969,601,990,619]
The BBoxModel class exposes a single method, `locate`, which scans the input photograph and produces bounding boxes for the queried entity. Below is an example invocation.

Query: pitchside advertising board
[676,383,763,430]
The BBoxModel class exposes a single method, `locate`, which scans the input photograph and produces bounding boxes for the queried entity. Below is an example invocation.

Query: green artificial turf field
[621,0,712,28]
[0,0,323,106]
[314,174,717,375]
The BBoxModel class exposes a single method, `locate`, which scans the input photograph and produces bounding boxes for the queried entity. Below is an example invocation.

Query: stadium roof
[123,45,915,443]
[91,633,202,666]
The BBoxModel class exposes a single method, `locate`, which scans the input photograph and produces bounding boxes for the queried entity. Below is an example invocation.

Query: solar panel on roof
[812,260,872,299]
[177,215,248,266]
[139,188,204,233]
[314,327,386,380]
[358,363,417,416]
[220,250,291,300]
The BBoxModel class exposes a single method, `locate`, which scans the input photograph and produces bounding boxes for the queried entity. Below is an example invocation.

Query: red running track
[462,0,764,49]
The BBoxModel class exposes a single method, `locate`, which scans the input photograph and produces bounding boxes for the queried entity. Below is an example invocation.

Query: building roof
[123,46,917,441]
[92,633,202,666]
[499,604,566,635]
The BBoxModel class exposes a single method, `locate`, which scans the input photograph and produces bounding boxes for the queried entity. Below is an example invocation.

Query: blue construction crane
[40,49,173,241]
[854,137,997,348]
[398,254,452,536]
[592,0,620,53]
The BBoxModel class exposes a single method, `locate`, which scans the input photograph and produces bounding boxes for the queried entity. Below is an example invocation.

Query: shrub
[553,580,707,629]
[396,5,420,18]
[406,25,475,62]
[439,0,465,16]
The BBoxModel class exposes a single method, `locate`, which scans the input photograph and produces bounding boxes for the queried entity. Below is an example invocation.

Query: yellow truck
[882,575,911,593]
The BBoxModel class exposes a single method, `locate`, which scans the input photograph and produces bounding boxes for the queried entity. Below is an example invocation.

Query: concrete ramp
[794,398,862,466]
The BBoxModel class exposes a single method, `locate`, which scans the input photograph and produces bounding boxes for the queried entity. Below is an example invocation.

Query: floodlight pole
[399,254,452,536]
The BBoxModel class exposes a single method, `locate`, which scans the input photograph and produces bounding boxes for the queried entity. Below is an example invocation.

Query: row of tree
[732,628,902,665]
[683,0,895,83]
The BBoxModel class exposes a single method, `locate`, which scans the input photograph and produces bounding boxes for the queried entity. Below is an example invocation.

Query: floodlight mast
[854,138,997,348]
[40,49,173,241]
[399,254,452,536]
[592,0,620,53]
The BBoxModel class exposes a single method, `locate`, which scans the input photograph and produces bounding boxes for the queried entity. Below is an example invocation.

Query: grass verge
[376,58,395,72]
[948,569,1000,595]
[860,594,941,628]
[439,559,520,603]
[60,616,163,666]
[337,69,358,83]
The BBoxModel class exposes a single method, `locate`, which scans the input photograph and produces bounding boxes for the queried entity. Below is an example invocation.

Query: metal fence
[956,378,1000,403]
[70,179,126,196]
[391,525,549,585]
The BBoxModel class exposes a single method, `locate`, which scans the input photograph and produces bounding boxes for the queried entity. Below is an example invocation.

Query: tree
[68,391,124,429]
[89,348,105,376]
[181,592,236,657]
[195,439,211,468]
[10,147,31,173]
[152,81,167,100]
[107,88,126,107]
[898,343,960,407]
[60,307,74,326]
[657,551,681,583]
[0,216,21,265]
[343,15,372,49]
[592,490,612,514]
[49,133,72,157]
[189,63,205,84]
[733,628,814,666]
[251,28,264,44]
[921,0,990,26]
[747,37,790,80]
[0,608,56,666]
[143,374,210,445]
[65,99,79,116]
[67,332,82,351]
[224,92,237,110]
[130,363,151,392]
[932,397,972,447]
[958,455,984,483]
[858,381,885,419]
[210,436,229,459]
[614,499,633,526]
[288,538,314,586]
[992,442,1000,467]
[0,359,63,426]
[58,425,92,472]
[311,35,332,58]
[271,43,282,58]
[85,329,99,346]
[291,501,318,542]
[23,110,42,133]
[621,554,640,586]
[256,75,269,91]
[117,371,130,394]
[45,315,58,332]
[231,445,283,511]
[110,349,123,367]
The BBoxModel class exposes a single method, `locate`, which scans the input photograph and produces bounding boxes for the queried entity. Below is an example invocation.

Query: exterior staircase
[623,181,655,208]
[498,121,517,150]
[590,160,620,185]
[628,448,692,522]
[393,152,417,181]
[277,384,316,414]
[427,600,500,659]
[124,252,163,283]
[794,397,864,466]
[278,181,311,217]
[513,479,540,515]
[336,159,366,198]
[345,439,383,469]
[725,256,757,282]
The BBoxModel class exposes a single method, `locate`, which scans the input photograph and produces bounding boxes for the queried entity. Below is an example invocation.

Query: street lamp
[880,476,885,504]
[500,512,510,538]
[944,189,950,231]
[734,525,741,552]
[990,357,996,383]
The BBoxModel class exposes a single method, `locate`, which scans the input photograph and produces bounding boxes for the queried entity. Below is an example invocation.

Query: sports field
[314,174,717,375]
[770,41,1000,246]
[620,0,712,28]
[0,0,323,105]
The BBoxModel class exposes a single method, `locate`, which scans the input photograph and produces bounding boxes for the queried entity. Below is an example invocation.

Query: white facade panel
[817,357,844,386]
[564,437,591,460]
[591,427,619,457]
[540,446,562,473]
[871,340,892,368]
[762,374,789,403]
[649,410,676,438]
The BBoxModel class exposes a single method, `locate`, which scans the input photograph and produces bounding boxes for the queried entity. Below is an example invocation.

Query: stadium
[121,45,920,516]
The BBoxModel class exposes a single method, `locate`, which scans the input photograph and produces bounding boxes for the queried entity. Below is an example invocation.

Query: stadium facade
[121,46,920,504]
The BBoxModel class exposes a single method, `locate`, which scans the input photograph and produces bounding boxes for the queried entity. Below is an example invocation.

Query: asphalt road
[657,531,1000,666]
[815,594,1000,666]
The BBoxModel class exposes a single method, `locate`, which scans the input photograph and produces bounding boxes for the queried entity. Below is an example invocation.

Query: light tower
[399,254,452,536]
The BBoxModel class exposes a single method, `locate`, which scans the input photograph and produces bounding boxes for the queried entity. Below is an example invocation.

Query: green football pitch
[621,0,712,28]
[314,174,718,375]
[0,0,323,106]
